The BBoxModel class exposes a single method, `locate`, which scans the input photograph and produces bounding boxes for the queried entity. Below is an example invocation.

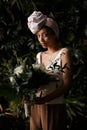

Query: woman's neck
[47,42,62,54]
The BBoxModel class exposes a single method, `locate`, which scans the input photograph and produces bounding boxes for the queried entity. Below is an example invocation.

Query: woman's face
[36,27,56,48]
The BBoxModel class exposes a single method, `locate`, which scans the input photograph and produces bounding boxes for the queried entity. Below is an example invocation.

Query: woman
[27,11,73,130]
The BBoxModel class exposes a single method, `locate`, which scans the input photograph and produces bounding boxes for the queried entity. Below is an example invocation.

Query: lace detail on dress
[36,48,65,68]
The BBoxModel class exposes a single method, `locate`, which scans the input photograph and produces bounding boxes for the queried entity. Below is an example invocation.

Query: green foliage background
[0,0,87,130]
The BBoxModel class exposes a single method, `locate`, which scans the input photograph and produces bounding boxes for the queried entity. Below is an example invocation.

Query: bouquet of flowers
[2,51,66,117]
[9,61,51,99]
[7,50,66,104]
[9,58,65,103]
[12,62,53,114]
[12,64,51,92]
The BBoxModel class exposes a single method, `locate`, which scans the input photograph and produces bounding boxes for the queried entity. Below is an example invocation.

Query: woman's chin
[41,44,47,48]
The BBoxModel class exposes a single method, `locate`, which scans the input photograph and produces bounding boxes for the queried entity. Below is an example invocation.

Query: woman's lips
[40,42,47,46]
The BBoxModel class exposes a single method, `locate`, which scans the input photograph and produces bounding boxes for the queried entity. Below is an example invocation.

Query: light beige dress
[30,48,67,130]
[36,48,65,104]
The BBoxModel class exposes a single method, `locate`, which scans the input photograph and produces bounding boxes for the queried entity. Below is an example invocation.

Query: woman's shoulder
[36,51,45,58]
[36,52,41,57]
[61,47,70,52]
[59,47,71,61]
[60,47,71,55]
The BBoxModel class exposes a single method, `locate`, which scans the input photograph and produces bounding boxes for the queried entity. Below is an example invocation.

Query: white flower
[9,76,16,85]
[32,63,45,71]
[14,65,24,77]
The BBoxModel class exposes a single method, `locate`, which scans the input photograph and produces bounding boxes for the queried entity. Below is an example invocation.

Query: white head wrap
[27,11,59,38]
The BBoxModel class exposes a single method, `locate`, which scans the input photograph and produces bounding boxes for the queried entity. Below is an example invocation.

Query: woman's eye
[43,33,48,37]
[37,32,49,39]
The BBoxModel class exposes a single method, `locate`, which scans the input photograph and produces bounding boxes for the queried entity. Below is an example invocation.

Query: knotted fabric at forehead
[27,11,59,38]
[27,11,47,34]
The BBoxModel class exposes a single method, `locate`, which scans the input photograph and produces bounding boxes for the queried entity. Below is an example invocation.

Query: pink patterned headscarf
[27,11,59,38]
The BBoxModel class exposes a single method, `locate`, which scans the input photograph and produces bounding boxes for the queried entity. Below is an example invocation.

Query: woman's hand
[35,97,46,104]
